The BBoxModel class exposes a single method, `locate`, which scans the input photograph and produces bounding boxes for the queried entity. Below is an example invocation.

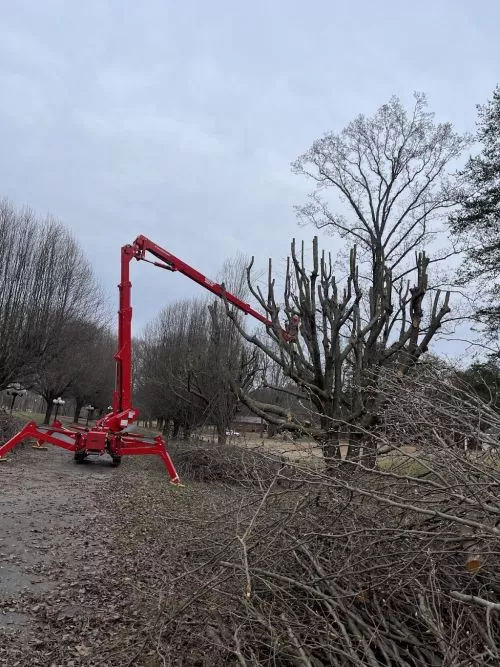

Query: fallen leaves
[1,445,238,665]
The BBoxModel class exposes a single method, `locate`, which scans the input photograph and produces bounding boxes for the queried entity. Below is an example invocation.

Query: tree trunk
[73,401,83,424]
[348,429,363,462]
[172,420,180,439]
[363,437,377,469]
[217,423,227,445]
[268,423,280,438]
[359,408,380,469]
[322,430,341,471]
[44,401,53,425]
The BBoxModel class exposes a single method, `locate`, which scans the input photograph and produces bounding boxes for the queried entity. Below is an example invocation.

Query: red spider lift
[0,235,284,482]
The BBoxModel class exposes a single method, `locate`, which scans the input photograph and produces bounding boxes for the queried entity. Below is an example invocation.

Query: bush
[0,412,24,445]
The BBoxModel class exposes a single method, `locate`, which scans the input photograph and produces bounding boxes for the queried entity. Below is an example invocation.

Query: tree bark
[217,423,227,445]
[44,401,53,425]
[322,430,341,472]
[73,401,83,424]
[363,437,377,469]
[268,423,280,438]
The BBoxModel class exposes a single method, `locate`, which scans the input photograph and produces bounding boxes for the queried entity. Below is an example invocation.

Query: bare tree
[136,299,211,438]
[137,295,259,443]
[0,201,44,388]
[33,319,110,424]
[70,328,115,422]
[202,300,260,443]
[224,96,470,464]
[293,93,469,272]
[194,254,260,443]
[0,199,104,391]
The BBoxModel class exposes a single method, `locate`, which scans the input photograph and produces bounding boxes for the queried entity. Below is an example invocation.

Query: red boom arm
[111,235,287,426]
[135,235,275,325]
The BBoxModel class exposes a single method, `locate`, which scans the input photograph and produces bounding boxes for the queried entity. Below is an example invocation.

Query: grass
[12,409,46,423]
[376,454,429,476]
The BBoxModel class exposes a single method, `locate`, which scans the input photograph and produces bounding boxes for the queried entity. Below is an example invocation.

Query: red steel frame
[0,235,281,482]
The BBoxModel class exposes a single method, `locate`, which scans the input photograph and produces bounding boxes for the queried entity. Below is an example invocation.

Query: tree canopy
[451,85,500,343]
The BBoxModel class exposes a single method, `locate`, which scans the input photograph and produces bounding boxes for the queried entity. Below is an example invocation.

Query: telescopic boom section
[133,235,275,326]
[114,244,135,414]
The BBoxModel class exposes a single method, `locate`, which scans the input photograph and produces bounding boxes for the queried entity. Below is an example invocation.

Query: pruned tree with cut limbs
[225,94,470,466]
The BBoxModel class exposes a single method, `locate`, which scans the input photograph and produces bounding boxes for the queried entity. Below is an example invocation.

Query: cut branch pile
[157,370,500,666]
[166,439,298,487]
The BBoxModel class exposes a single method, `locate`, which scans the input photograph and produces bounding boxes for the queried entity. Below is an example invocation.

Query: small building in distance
[231,409,267,434]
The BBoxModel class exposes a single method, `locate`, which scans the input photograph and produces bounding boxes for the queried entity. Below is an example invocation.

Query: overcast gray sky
[0,0,498,353]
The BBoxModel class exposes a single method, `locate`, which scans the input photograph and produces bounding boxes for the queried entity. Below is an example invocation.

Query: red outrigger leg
[0,421,181,484]
[118,434,181,484]
[0,421,79,458]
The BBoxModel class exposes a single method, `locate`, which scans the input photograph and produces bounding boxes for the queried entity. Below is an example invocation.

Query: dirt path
[0,440,241,666]
[0,444,171,665]
[0,444,120,663]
